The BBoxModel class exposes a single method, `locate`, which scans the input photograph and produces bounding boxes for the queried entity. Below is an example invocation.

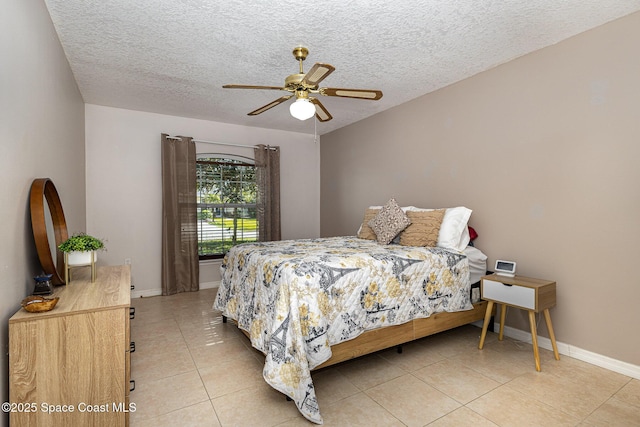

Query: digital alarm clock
[495,260,516,277]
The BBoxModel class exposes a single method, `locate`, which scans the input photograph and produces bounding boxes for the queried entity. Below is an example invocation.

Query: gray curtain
[254,145,281,242]
[161,134,199,295]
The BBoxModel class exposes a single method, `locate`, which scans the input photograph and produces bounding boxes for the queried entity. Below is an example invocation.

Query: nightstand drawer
[482,279,535,309]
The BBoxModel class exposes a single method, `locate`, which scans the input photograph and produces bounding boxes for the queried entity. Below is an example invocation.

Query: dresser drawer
[482,278,535,310]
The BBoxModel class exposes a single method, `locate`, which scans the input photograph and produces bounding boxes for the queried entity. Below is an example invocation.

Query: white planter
[66,250,96,266]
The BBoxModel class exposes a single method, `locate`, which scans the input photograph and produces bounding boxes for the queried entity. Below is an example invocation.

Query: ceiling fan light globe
[289,98,315,120]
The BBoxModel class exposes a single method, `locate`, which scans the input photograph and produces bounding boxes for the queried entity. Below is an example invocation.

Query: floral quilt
[213,236,472,424]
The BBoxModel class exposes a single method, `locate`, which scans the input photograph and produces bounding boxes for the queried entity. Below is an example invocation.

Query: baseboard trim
[131,281,220,299]
[199,281,220,290]
[131,288,162,298]
[485,322,640,380]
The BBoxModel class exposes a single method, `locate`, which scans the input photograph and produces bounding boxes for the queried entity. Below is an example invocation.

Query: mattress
[464,245,488,284]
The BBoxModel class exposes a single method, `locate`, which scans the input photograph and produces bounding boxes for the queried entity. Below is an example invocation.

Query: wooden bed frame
[225,300,493,370]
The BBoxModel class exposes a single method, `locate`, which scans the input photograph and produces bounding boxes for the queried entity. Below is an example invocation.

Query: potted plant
[58,233,106,266]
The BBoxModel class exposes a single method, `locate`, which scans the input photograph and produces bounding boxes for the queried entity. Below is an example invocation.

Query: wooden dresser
[9,265,132,426]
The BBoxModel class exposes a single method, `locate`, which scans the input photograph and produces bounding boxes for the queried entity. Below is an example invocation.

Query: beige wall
[321,12,640,366]
[0,0,85,424]
[85,105,320,296]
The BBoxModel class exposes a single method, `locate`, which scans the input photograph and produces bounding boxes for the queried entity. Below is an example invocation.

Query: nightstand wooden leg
[479,301,494,350]
[498,303,507,341]
[543,309,560,360]
[528,310,541,371]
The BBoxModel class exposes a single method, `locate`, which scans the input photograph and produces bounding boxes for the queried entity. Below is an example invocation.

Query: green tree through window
[196,155,257,259]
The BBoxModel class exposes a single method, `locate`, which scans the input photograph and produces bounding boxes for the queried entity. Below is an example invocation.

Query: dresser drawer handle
[130,341,136,353]
[129,307,135,319]
[130,380,135,392]
[502,283,513,287]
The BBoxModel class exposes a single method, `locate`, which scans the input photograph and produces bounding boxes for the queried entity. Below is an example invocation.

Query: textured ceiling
[43,0,640,135]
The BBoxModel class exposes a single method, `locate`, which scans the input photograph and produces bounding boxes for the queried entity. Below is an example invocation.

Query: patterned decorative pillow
[399,209,446,247]
[357,208,380,240]
[367,198,411,244]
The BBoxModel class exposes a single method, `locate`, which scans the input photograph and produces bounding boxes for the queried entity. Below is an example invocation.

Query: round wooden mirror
[30,178,68,285]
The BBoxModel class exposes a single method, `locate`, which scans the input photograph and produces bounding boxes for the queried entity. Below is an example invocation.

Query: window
[196,154,257,259]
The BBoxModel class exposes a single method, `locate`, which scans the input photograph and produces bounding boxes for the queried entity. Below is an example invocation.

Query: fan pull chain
[314,115,318,144]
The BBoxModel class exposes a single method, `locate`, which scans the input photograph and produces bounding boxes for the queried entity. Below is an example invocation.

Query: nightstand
[478,274,560,371]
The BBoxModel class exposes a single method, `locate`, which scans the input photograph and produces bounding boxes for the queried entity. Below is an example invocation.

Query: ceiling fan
[223,47,383,122]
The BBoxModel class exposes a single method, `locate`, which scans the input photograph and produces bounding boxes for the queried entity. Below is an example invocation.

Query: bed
[213,201,488,424]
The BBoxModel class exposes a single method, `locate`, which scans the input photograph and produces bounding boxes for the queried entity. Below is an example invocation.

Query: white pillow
[404,206,472,251]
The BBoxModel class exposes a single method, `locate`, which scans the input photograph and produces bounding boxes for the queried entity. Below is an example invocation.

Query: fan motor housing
[285,73,315,90]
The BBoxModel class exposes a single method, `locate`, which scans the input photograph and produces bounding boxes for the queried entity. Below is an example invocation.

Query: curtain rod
[166,135,277,150]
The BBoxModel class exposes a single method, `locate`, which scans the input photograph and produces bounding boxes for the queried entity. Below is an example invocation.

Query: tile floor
[129,288,640,426]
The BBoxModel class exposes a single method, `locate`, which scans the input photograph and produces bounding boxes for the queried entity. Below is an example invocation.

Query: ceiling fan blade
[301,63,335,87]
[320,87,383,100]
[310,98,332,122]
[248,95,293,116]
[223,84,285,90]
